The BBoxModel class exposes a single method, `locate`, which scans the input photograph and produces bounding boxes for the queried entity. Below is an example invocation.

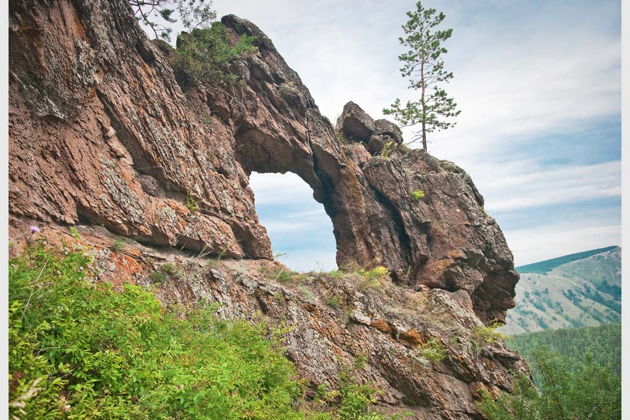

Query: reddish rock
[9,2,528,417]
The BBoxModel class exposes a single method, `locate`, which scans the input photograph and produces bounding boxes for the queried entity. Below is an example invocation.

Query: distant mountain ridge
[516,246,619,274]
[502,246,621,335]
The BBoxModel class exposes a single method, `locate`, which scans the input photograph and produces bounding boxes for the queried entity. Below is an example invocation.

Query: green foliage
[379,141,394,158]
[160,263,180,276]
[416,338,446,363]
[336,370,380,420]
[353,353,368,370]
[111,238,126,252]
[383,1,460,150]
[356,266,389,292]
[338,383,379,420]
[68,226,81,240]
[326,295,343,308]
[171,23,256,89]
[149,271,168,283]
[411,190,425,200]
[507,323,621,382]
[359,266,389,280]
[515,246,617,274]
[9,245,307,419]
[185,193,199,212]
[471,323,504,354]
[477,349,620,420]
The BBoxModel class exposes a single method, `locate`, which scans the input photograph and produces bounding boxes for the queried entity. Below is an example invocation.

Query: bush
[411,190,425,200]
[477,349,621,420]
[471,323,504,345]
[171,23,256,89]
[416,339,447,363]
[185,194,199,212]
[9,245,305,419]
[111,238,126,252]
[358,266,389,280]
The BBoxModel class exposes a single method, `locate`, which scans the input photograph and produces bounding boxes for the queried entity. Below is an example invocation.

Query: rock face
[9,1,526,418]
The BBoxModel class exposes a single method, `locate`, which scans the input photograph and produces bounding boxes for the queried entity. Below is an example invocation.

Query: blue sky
[212,0,621,270]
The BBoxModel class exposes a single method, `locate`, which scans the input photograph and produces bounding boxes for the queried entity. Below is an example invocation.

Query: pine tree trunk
[420,61,427,151]
[422,123,427,151]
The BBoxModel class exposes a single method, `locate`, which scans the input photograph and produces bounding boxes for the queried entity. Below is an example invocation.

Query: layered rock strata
[9,1,526,418]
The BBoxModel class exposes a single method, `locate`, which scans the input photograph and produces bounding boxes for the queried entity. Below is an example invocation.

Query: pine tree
[384,1,460,151]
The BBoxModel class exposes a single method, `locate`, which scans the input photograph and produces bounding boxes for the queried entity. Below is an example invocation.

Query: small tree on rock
[384,1,460,151]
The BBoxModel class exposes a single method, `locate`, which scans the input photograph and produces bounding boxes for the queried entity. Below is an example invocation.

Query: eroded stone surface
[9,2,526,417]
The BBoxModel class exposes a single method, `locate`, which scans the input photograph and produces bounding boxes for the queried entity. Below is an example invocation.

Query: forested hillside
[502,247,620,334]
[507,323,621,377]
[479,323,621,419]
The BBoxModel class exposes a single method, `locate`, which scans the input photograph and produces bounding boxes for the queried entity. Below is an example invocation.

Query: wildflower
[29,225,40,233]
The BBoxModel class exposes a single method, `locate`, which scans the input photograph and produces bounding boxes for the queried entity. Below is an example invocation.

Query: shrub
[185,194,198,212]
[359,266,389,280]
[111,238,126,252]
[160,263,180,276]
[326,295,343,308]
[472,322,504,344]
[379,141,395,159]
[69,226,81,240]
[417,338,447,363]
[149,271,168,283]
[357,266,389,291]
[337,369,380,420]
[9,245,305,419]
[411,190,425,200]
[171,23,256,89]
[353,353,368,370]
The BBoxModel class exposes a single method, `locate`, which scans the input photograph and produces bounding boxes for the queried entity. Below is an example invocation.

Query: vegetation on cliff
[171,24,257,88]
[8,244,404,419]
[9,245,303,419]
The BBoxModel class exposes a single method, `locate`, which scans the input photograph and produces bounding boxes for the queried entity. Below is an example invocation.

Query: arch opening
[249,172,337,272]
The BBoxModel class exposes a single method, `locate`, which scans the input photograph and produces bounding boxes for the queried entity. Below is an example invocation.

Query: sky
[211,0,621,271]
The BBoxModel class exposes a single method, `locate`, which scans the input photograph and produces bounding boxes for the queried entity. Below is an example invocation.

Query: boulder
[374,118,403,143]
[335,101,375,141]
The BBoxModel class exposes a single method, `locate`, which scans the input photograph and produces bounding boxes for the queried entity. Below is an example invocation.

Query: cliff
[8,1,527,418]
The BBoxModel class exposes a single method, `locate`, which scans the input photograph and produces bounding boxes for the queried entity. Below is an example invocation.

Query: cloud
[477,160,621,212]
[505,224,620,266]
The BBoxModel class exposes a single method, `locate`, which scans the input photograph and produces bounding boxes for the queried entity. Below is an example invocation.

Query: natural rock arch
[8,3,517,323]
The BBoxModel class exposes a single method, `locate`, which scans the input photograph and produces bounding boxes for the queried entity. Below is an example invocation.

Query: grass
[111,238,126,252]
[9,244,306,419]
[149,271,168,284]
[357,266,389,291]
[9,245,414,420]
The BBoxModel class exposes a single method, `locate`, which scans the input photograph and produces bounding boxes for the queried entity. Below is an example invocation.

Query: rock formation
[9,1,527,418]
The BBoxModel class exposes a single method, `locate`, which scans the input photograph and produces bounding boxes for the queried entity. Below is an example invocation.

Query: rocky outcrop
[10,224,528,419]
[9,1,526,418]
